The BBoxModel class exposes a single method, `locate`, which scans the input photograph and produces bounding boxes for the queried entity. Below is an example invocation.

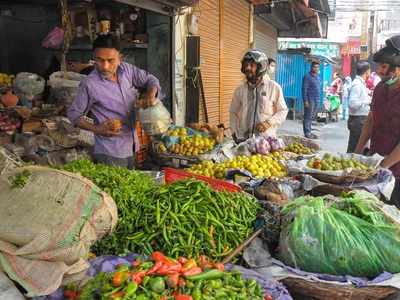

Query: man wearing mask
[302,62,321,139]
[355,35,400,207]
[68,34,161,169]
[230,50,288,143]
[347,61,371,153]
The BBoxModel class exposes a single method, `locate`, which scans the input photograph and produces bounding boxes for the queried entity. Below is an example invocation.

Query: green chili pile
[132,180,260,259]
[62,159,158,255]
[62,160,260,259]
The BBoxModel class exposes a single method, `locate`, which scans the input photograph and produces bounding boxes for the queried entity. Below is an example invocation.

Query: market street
[3,0,400,299]
[278,120,349,153]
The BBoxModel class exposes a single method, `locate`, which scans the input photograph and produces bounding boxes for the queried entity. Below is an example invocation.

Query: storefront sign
[341,39,361,55]
[278,41,340,58]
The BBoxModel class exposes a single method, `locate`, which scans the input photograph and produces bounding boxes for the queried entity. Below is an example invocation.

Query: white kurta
[229,78,288,139]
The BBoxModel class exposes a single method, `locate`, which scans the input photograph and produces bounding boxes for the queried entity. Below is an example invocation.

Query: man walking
[347,61,371,153]
[302,62,320,139]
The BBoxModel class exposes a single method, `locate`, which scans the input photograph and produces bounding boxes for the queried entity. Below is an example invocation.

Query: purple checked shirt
[67,62,160,158]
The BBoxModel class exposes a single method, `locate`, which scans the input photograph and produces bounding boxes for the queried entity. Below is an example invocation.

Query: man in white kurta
[230,50,288,142]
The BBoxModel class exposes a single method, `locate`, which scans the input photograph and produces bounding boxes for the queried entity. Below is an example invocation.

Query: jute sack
[0,147,21,176]
[0,166,118,297]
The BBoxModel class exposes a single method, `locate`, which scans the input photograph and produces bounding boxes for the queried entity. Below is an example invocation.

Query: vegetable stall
[1,120,399,300]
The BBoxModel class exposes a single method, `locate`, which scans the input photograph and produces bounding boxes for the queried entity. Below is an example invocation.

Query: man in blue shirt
[302,62,321,139]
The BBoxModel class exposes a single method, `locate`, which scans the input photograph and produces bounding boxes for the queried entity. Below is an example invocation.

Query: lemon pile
[170,135,216,156]
[164,127,216,157]
[167,127,188,137]
[285,142,315,155]
[0,73,14,87]
[188,153,287,179]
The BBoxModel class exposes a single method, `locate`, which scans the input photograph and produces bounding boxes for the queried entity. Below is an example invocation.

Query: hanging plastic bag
[138,99,172,136]
[41,26,64,49]
[13,73,45,101]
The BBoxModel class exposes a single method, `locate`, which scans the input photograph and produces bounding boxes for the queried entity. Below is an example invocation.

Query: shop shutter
[198,0,220,124]
[220,0,251,126]
[254,17,278,62]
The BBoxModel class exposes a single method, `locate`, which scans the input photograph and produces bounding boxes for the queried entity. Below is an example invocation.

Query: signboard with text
[278,41,340,58]
[341,39,361,55]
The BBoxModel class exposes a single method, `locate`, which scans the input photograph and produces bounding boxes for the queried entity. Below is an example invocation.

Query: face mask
[385,76,400,86]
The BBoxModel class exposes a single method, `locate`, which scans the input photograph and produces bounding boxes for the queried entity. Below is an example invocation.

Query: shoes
[305,133,318,139]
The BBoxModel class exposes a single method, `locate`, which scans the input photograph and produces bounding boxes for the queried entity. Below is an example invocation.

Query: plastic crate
[135,122,150,167]
[163,167,241,192]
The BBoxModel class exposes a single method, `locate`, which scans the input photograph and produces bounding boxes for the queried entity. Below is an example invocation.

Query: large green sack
[279,191,400,277]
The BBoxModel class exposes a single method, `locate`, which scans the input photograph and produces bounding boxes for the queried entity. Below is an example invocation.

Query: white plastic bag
[48,71,86,106]
[13,73,45,100]
[138,99,172,136]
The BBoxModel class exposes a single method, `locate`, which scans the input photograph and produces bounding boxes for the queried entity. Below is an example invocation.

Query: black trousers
[347,115,368,153]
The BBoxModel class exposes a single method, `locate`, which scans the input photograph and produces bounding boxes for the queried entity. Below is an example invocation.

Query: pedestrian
[230,49,288,143]
[302,61,320,139]
[68,34,161,169]
[330,72,343,97]
[355,35,400,207]
[347,61,371,153]
[341,76,352,120]
[366,71,381,96]
[266,58,276,80]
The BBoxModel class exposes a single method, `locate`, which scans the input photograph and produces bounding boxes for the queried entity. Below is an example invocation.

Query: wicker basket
[281,277,398,300]
[307,169,377,185]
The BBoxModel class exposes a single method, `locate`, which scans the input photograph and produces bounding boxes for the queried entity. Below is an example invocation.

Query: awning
[254,0,330,38]
[155,0,198,8]
[115,0,197,15]
[309,0,330,14]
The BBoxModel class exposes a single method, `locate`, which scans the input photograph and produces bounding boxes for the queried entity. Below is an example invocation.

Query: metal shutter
[220,0,251,125]
[254,17,278,61]
[198,0,220,124]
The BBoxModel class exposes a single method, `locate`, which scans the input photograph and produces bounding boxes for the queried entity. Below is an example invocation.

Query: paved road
[278,119,349,153]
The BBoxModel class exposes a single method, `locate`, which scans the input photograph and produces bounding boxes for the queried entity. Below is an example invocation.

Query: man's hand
[256,122,270,133]
[354,146,364,155]
[380,157,390,169]
[304,101,310,109]
[94,120,122,137]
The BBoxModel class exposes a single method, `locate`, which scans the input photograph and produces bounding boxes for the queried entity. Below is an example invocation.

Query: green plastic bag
[326,95,340,112]
[279,191,400,277]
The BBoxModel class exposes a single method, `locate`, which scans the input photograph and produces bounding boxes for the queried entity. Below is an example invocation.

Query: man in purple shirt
[68,35,160,169]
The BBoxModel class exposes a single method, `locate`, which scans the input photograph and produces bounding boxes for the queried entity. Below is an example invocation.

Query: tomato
[213,263,225,272]
[112,271,128,287]
[264,294,273,300]
[174,294,193,300]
